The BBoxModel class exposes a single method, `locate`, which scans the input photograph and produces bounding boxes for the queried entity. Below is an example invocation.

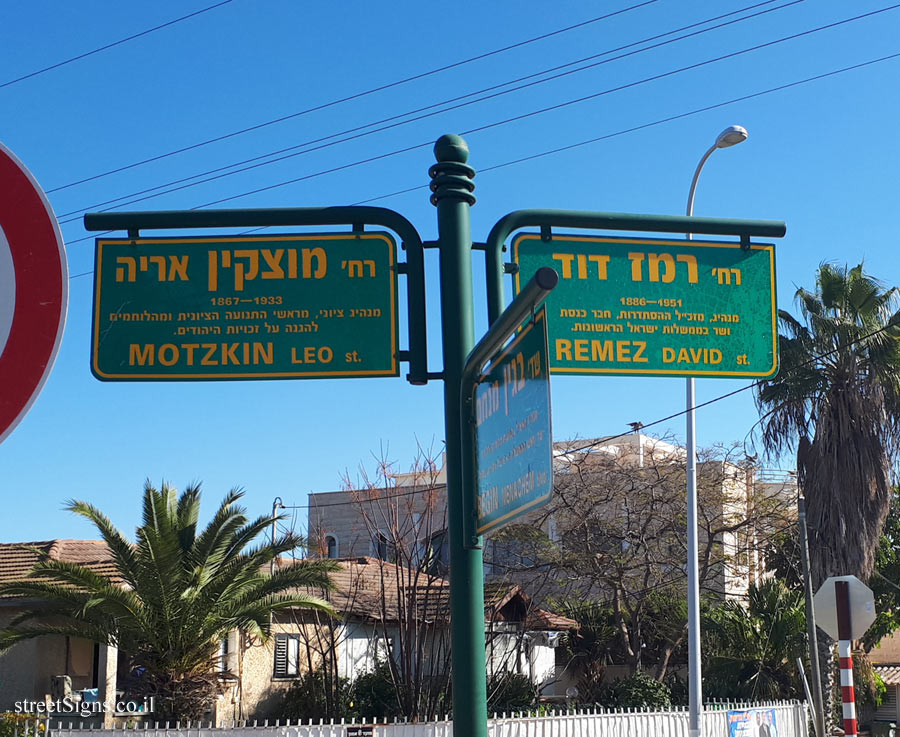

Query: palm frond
[66,500,141,588]
[755,262,900,583]
[3,480,337,721]
[0,622,116,652]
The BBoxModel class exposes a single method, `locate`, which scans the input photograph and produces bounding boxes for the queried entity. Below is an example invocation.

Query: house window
[373,634,395,663]
[425,530,449,575]
[91,643,100,688]
[273,634,301,678]
[219,636,229,673]
[325,535,338,559]
[373,532,397,562]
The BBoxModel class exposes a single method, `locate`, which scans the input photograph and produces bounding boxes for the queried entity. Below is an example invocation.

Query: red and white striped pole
[836,579,858,736]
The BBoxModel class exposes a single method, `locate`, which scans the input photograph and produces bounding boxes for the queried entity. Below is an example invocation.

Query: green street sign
[513,233,777,378]
[91,232,399,381]
[474,307,553,535]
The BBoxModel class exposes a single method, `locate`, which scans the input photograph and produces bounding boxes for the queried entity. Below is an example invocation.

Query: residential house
[0,540,120,715]
[865,634,900,729]
[0,543,574,722]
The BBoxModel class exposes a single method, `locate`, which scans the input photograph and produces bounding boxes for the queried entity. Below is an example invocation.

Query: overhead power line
[272,321,900,514]
[0,0,236,91]
[569,321,900,456]
[56,3,900,225]
[56,0,803,218]
[61,47,900,251]
[56,93,900,510]
[46,0,661,193]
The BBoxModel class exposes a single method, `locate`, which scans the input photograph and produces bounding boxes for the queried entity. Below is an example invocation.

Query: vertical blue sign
[475,307,553,535]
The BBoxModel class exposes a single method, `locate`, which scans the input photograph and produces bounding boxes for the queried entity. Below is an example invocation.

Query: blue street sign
[474,307,553,535]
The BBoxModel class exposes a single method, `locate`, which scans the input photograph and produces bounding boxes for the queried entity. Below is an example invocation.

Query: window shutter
[274,635,287,677]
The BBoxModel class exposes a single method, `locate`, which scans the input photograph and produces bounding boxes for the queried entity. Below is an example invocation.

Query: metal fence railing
[3,700,808,737]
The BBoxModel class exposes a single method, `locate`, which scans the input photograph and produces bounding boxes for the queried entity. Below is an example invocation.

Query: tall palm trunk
[754,265,900,731]
[816,632,836,732]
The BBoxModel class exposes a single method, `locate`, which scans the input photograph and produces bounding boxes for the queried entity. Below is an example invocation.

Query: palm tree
[0,481,338,721]
[755,263,900,724]
[703,578,806,700]
[556,600,618,703]
[756,263,900,587]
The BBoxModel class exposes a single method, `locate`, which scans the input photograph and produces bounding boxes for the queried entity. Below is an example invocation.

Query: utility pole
[799,495,827,737]
[271,497,282,576]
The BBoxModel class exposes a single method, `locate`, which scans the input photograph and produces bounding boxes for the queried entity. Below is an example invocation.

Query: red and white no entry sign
[0,142,67,445]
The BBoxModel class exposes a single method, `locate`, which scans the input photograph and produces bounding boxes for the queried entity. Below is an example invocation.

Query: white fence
[34,701,809,737]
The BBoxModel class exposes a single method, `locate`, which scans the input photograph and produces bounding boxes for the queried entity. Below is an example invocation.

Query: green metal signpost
[92,232,399,380]
[513,232,777,378]
[85,134,786,737]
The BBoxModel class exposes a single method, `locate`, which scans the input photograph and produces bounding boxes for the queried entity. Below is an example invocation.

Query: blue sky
[1,0,898,542]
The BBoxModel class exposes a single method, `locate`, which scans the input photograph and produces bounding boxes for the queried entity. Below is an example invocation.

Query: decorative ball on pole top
[430,134,475,206]
[434,134,470,164]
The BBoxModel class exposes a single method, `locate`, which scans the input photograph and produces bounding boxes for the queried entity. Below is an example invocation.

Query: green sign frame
[513,232,777,378]
[474,307,553,535]
[92,232,399,381]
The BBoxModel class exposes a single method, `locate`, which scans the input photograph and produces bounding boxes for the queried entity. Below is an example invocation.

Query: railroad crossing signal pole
[430,134,489,737]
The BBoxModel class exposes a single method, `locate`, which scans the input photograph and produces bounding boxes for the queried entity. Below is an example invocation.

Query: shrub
[486,673,538,714]
[349,662,400,718]
[275,669,352,721]
[0,714,45,737]
[601,671,672,709]
[664,672,689,707]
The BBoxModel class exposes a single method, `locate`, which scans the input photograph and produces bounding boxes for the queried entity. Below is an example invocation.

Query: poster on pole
[727,708,779,737]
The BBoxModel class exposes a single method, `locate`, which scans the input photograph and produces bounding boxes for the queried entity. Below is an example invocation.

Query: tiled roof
[0,540,119,592]
[279,556,577,631]
[875,665,900,685]
[526,608,578,631]
[0,543,576,632]
[484,580,523,608]
[277,555,450,622]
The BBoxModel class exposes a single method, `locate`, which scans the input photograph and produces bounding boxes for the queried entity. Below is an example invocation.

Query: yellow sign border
[513,233,777,379]
[92,232,399,380]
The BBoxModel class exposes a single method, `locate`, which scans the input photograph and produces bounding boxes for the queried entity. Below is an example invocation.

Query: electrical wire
[0,0,236,91]
[55,3,900,225]
[459,3,900,138]
[59,46,900,251]
[45,1,661,193]
[563,317,900,458]
[54,46,900,496]
[232,316,900,514]
[54,0,801,217]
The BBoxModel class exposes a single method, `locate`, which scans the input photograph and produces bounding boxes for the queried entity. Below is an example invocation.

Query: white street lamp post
[684,124,748,737]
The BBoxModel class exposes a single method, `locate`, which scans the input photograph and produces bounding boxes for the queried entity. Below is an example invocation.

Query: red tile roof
[875,665,900,686]
[279,556,577,630]
[0,543,576,631]
[0,540,119,591]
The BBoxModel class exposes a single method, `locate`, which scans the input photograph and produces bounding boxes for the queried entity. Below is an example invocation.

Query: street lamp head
[715,125,748,149]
